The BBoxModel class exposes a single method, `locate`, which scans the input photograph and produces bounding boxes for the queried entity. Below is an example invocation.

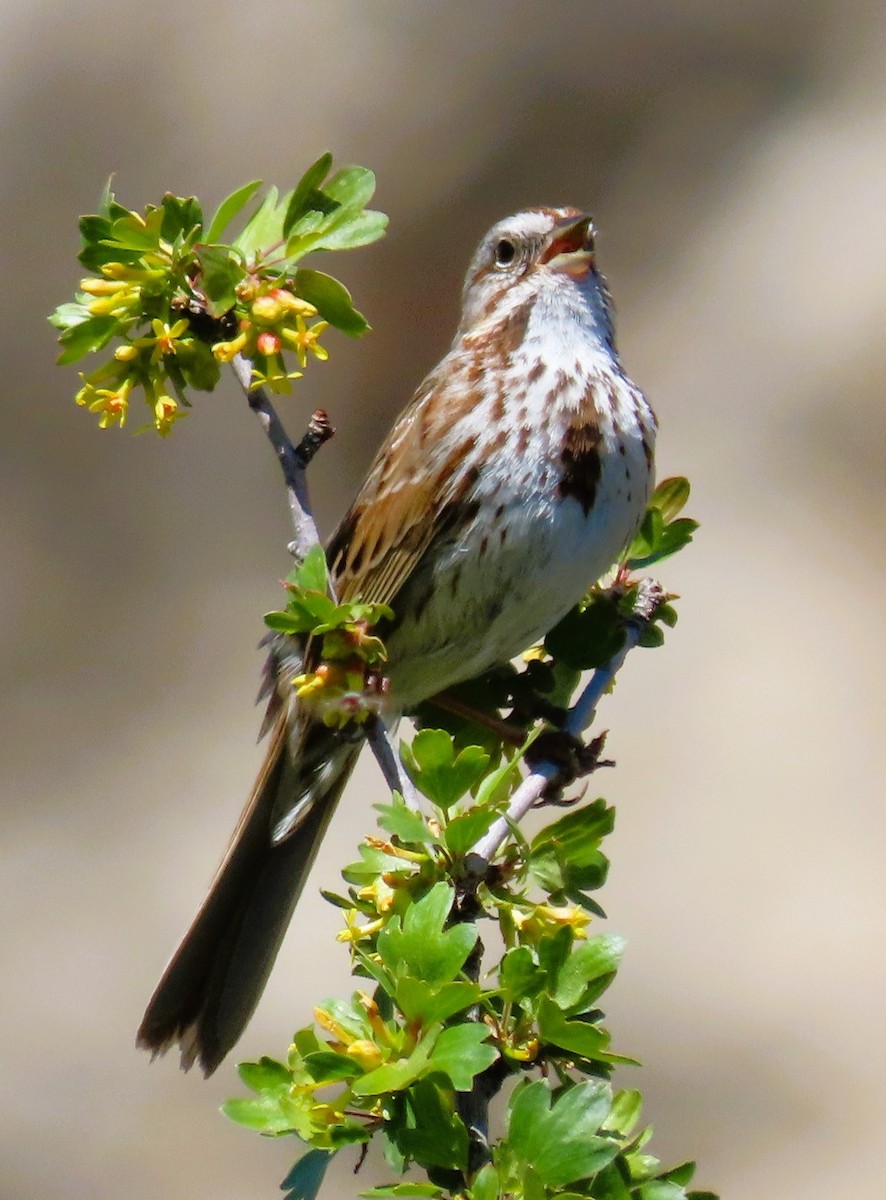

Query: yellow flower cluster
[212,281,329,394]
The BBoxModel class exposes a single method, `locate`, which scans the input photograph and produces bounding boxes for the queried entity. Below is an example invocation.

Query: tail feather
[137,717,359,1076]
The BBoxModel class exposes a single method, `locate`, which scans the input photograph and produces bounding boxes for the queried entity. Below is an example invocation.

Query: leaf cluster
[48,156,387,433]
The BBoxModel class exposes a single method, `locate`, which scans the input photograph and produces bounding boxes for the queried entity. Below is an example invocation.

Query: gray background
[2,2,884,1198]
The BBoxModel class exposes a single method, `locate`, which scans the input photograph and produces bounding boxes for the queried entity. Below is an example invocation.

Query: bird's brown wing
[327,363,480,608]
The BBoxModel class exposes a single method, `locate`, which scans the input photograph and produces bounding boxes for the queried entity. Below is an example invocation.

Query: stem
[472,578,664,863]
[366,717,422,812]
[231,354,334,582]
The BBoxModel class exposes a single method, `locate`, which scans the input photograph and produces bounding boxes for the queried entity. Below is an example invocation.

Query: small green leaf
[194,243,245,317]
[56,314,119,363]
[283,152,334,235]
[395,977,480,1024]
[396,1079,469,1171]
[351,1028,438,1096]
[235,184,285,258]
[651,476,691,522]
[423,1022,497,1091]
[401,730,489,810]
[443,805,498,856]
[537,996,613,1062]
[302,1050,361,1083]
[554,934,625,1010]
[281,1150,335,1200]
[470,1164,500,1200]
[293,268,369,336]
[377,882,477,985]
[602,1089,643,1137]
[310,209,389,252]
[205,179,263,243]
[237,1055,291,1092]
[545,593,626,671]
[500,946,544,1004]
[638,623,665,649]
[506,1080,619,1187]
[291,544,330,594]
[324,165,377,209]
[376,798,433,845]
[160,193,203,244]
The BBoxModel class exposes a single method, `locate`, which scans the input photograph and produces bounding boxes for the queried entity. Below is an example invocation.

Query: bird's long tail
[136,717,360,1076]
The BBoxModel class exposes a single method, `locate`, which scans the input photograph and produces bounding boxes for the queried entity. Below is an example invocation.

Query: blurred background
[2,1,884,1197]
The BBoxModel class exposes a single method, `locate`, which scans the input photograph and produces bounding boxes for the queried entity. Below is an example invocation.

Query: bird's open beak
[540,214,595,276]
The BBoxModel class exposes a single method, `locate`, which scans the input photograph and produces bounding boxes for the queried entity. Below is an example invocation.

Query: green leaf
[222,1057,295,1134]
[325,165,377,209]
[529,799,614,902]
[194,243,245,317]
[281,1150,335,1200]
[205,179,263,243]
[602,1089,643,1137]
[310,209,389,252]
[376,798,433,845]
[48,301,90,332]
[401,731,490,810]
[554,934,625,1010]
[234,184,285,257]
[351,1027,438,1096]
[545,593,626,671]
[650,476,690,522]
[506,1080,619,1187]
[302,1050,361,1083]
[586,1162,633,1200]
[443,805,499,857]
[500,946,544,1003]
[108,209,163,252]
[637,1183,690,1200]
[160,193,202,244]
[537,996,614,1062]
[289,544,330,593]
[293,268,369,337]
[56,314,120,363]
[396,1078,469,1171]
[237,1055,292,1092]
[638,623,665,649]
[377,882,477,985]
[395,977,480,1024]
[470,1164,500,1200]
[283,153,334,235]
[423,1022,497,1091]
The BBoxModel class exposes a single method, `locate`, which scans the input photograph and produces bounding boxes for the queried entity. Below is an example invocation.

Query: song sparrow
[137,207,656,1074]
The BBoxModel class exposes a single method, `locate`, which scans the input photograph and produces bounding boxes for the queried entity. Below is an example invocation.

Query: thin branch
[472,579,665,862]
[231,354,334,577]
[232,356,413,812]
[366,717,422,812]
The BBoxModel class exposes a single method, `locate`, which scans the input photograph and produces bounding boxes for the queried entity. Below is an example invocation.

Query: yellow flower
[153,395,184,437]
[211,330,250,362]
[282,316,330,369]
[514,904,591,943]
[84,378,133,429]
[135,318,190,362]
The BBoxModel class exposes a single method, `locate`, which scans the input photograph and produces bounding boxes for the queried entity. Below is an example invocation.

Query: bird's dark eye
[493,238,517,267]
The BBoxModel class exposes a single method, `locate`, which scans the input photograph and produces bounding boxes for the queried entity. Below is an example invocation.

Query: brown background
[2,2,884,1198]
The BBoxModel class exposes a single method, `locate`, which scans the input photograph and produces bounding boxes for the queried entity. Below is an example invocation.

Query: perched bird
[137,207,656,1075]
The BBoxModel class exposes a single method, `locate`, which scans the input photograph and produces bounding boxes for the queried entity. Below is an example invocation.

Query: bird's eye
[493,238,517,267]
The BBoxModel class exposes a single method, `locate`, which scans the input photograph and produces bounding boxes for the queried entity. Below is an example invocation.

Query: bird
[137,207,657,1075]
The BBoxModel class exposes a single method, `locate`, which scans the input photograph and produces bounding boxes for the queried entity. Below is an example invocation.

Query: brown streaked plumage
[137,207,656,1075]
